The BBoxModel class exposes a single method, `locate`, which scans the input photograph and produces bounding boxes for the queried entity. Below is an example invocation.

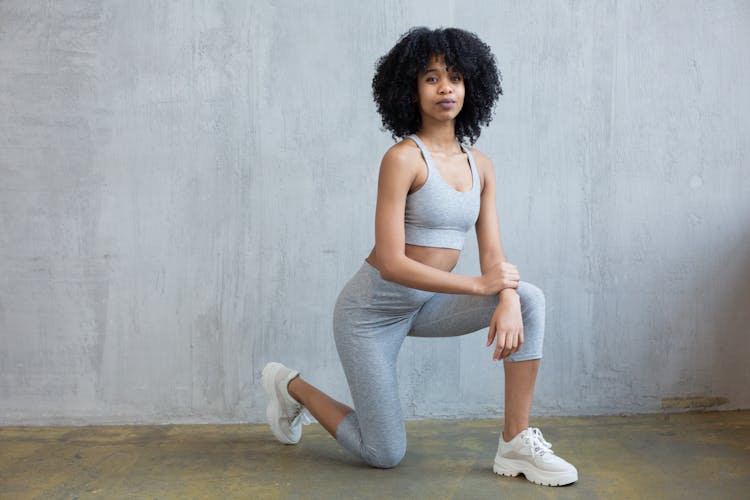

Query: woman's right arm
[373,145,506,295]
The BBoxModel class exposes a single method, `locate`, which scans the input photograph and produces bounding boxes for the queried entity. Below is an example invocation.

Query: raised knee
[364,443,406,469]
[520,282,545,311]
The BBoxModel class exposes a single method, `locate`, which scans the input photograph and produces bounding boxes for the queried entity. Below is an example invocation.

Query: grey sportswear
[333,260,545,468]
[403,133,481,250]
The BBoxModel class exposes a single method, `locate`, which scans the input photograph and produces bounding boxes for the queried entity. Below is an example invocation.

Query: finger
[487,323,496,347]
[507,268,519,278]
[515,328,525,352]
[511,332,521,355]
[496,330,513,360]
[501,331,516,359]
[500,342,514,359]
[493,336,506,360]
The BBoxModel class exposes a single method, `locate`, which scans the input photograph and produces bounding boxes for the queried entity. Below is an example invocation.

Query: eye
[451,74,463,82]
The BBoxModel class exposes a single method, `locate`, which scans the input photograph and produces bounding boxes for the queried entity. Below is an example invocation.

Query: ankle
[286,374,303,404]
[502,426,527,442]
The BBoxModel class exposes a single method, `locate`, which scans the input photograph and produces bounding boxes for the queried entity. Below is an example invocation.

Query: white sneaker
[493,427,578,486]
[261,362,311,444]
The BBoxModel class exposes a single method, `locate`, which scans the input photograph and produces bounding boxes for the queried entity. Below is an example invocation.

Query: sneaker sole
[493,457,578,487]
[262,362,299,445]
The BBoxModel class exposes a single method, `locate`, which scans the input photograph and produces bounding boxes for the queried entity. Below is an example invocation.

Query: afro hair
[372,27,502,145]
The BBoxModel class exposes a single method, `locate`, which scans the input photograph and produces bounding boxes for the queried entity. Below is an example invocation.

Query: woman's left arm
[473,150,524,360]
[474,151,512,275]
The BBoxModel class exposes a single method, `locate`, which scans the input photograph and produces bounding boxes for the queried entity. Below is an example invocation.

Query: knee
[364,442,406,469]
[519,282,545,312]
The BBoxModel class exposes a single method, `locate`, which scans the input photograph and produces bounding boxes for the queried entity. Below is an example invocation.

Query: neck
[416,118,459,152]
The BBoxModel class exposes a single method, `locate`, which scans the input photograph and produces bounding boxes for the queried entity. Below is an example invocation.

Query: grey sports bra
[404,134,481,250]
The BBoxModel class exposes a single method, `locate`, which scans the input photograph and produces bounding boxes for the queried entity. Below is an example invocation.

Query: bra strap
[462,145,479,186]
[407,134,436,170]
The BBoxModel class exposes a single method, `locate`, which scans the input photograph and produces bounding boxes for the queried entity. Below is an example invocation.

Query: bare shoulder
[467,146,495,189]
[382,138,422,168]
[379,138,422,179]
[467,146,493,170]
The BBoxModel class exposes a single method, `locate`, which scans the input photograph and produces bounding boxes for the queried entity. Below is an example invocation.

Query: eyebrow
[420,66,460,76]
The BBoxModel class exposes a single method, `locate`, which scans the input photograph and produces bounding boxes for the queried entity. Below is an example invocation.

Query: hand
[478,261,520,295]
[486,295,524,360]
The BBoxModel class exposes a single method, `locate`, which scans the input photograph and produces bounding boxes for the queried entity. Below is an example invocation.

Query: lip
[436,99,456,109]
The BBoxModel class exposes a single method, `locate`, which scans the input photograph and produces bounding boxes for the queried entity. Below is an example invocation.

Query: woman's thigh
[332,262,429,462]
[333,307,413,465]
[407,281,546,360]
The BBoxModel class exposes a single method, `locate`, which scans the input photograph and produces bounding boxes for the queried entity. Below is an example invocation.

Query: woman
[262,27,578,487]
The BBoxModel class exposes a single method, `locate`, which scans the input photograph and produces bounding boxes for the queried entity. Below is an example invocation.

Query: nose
[439,80,453,94]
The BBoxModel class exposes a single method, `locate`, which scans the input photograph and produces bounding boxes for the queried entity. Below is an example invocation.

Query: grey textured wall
[1,1,748,425]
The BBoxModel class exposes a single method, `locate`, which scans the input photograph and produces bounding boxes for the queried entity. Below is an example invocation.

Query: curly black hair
[372,27,502,145]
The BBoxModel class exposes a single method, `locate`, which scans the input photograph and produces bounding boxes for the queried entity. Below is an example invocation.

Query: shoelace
[289,405,313,427]
[524,427,554,457]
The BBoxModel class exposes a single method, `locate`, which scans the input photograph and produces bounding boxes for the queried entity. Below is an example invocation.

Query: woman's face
[416,54,465,124]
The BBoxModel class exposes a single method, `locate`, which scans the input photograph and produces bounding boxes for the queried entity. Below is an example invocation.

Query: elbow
[377,258,402,282]
[379,263,396,282]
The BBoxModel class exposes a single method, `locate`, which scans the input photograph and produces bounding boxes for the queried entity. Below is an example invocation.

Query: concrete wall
[1,0,748,425]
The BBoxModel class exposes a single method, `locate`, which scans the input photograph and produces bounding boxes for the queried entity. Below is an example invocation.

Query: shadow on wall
[657,229,750,412]
[709,236,750,410]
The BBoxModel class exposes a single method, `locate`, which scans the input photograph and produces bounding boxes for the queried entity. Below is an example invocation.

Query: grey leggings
[333,260,545,468]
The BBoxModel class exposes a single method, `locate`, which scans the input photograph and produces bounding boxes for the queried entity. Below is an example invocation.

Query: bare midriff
[365,244,460,274]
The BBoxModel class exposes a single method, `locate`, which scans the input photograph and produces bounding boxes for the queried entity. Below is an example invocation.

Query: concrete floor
[1,411,748,499]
